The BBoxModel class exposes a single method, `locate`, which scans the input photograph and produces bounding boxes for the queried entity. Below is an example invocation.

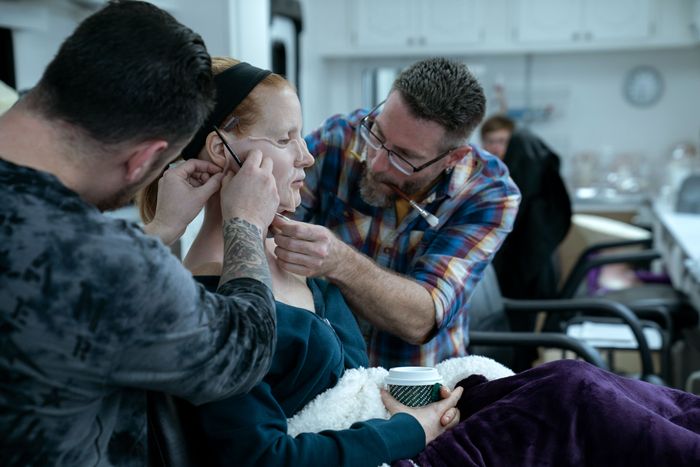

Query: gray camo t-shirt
[0,158,276,466]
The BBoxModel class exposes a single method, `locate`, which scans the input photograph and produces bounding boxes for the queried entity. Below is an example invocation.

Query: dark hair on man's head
[391,57,485,146]
[480,114,515,139]
[26,0,214,147]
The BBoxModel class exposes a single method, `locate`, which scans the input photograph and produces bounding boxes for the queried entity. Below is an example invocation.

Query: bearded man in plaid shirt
[272,57,521,368]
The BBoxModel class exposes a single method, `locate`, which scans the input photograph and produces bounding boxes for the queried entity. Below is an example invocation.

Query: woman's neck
[190,202,314,311]
[263,238,314,311]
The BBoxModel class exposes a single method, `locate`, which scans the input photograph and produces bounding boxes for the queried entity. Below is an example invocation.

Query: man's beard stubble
[359,167,426,208]
[95,182,141,212]
[96,144,181,212]
[95,159,170,212]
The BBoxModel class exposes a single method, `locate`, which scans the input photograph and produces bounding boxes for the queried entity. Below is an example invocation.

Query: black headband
[181,62,272,159]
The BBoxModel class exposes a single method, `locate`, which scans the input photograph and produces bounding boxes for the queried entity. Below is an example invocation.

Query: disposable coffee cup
[385,366,443,407]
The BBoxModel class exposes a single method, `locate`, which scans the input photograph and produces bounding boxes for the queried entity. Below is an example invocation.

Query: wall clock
[623,65,664,108]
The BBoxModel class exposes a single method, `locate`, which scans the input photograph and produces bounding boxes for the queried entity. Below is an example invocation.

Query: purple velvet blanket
[396,360,700,466]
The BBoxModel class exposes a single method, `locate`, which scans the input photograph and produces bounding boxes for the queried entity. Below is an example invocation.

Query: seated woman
[139,58,463,467]
[140,59,700,467]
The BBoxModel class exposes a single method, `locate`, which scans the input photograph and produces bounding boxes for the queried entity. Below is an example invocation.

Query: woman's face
[230,86,313,213]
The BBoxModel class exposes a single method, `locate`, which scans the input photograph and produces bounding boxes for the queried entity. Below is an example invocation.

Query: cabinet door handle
[407,37,415,45]
[418,36,427,45]
[584,31,592,40]
[572,31,581,40]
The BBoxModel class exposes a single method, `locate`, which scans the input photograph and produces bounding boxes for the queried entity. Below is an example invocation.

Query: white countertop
[653,205,700,260]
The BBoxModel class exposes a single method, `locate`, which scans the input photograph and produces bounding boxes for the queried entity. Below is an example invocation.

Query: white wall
[0,1,87,90]
[179,0,270,67]
[522,49,700,184]
[301,48,700,193]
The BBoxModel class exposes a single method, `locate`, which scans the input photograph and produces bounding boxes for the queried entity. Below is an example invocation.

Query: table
[652,203,700,316]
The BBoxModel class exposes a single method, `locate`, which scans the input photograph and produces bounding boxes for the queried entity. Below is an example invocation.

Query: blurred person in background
[480,114,515,159]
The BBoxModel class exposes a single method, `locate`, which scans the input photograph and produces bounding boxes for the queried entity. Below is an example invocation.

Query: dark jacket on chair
[492,128,572,301]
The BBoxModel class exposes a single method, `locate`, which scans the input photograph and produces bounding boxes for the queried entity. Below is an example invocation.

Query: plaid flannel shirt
[297,109,520,367]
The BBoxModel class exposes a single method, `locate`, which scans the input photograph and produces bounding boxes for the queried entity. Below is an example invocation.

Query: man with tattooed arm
[0,2,278,466]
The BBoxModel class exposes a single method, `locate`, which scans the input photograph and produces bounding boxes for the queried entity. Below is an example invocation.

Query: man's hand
[220,149,279,233]
[381,386,463,446]
[271,216,345,278]
[144,159,223,245]
[271,215,435,344]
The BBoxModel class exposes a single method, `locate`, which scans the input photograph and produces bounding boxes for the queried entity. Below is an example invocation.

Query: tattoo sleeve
[220,218,272,289]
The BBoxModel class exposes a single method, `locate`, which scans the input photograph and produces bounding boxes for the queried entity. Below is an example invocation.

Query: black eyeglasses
[212,125,242,167]
[358,100,456,175]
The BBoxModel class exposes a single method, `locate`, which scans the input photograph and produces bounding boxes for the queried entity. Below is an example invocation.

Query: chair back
[147,392,202,466]
[467,264,515,367]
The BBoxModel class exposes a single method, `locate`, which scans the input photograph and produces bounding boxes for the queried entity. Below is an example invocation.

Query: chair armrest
[503,297,655,379]
[579,238,653,257]
[469,331,608,369]
[627,305,673,332]
[559,249,661,299]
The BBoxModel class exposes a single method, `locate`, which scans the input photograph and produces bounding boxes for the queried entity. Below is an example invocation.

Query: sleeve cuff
[376,412,426,461]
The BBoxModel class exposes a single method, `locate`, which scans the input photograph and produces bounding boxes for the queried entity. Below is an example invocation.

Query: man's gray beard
[359,168,426,208]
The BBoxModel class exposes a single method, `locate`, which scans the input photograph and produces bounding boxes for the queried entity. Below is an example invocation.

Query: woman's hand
[437,385,461,427]
[381,386,463,446]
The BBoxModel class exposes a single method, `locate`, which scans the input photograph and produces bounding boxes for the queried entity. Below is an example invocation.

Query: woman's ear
[204,131,234,172]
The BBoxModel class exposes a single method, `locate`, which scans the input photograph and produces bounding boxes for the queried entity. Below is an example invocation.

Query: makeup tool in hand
[213,125,290,222]
[390,185,439,227]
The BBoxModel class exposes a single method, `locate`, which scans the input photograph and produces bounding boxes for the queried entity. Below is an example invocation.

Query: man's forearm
[328,244,435,344]
[220,218,272,290]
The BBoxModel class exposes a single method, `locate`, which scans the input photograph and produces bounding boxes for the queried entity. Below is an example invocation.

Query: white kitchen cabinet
[514,0,582,42]
[515,0,653,44]
[314,0,695,58]
[355,0,413,47]
[354,0,482,49]
[584,0,652,41]
[418,0,481,46]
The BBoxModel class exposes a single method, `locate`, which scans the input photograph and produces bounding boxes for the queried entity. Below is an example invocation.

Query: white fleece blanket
[287,355,514,437]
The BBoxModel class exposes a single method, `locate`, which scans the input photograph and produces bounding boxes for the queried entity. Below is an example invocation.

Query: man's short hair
[391,57,485,147]
[26,0,215,147]
[480,114,515,140]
